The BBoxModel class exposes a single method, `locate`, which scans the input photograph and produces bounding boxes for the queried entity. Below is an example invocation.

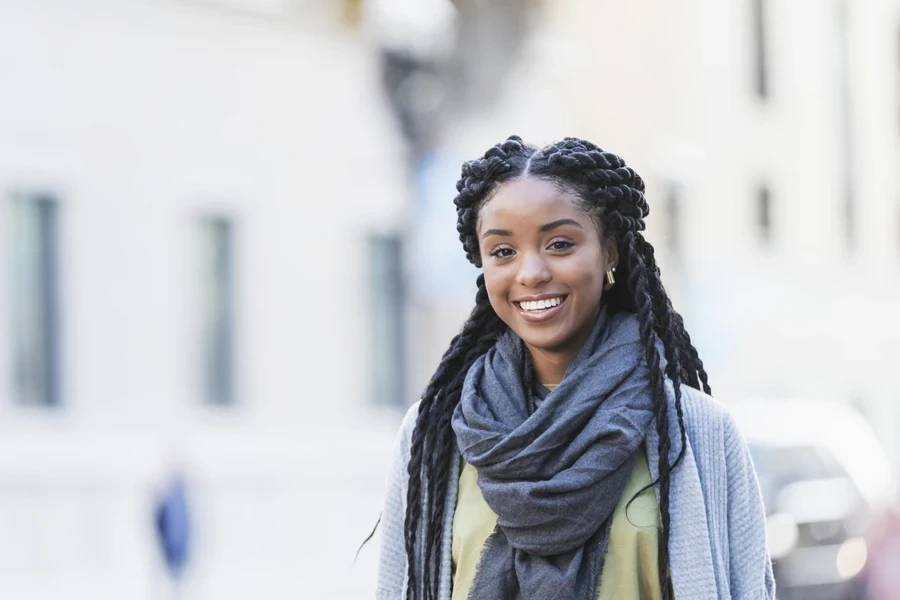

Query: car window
[749,444,849,509]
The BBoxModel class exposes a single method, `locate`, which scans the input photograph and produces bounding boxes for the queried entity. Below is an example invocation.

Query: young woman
[376,136,775,600]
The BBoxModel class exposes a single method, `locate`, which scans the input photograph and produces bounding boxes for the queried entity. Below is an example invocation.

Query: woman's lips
[513,295,568,323]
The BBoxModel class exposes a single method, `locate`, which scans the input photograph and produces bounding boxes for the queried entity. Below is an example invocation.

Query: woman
[377,136,775,600]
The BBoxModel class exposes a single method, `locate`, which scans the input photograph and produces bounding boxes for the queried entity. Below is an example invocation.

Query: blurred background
[1,0,899,598]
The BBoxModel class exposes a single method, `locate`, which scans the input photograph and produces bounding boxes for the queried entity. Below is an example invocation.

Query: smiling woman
[376,136,775,600]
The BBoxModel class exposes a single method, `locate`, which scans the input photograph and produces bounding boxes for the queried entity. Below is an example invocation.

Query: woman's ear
[605,237,620,271]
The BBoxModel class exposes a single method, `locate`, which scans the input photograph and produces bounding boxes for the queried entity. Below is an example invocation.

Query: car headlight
[836,537,867,580]
[766,512,799,560]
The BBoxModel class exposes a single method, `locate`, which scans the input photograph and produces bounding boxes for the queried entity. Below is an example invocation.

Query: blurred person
[376,136,775,599]
[155,473,191,598]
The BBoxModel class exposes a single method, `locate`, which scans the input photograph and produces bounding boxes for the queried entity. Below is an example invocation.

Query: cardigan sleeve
[722,409,777,600]
[376,402,420,599]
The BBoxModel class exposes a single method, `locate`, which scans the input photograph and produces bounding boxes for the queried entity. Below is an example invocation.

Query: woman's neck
[526,345,576,386]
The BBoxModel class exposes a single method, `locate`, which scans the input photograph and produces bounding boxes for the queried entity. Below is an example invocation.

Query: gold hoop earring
[604,267,616,291]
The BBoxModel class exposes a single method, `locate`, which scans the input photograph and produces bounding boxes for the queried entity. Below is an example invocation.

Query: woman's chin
[516,330,571,354]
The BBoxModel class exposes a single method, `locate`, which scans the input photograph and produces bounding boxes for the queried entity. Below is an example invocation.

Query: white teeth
[519,297,563,311]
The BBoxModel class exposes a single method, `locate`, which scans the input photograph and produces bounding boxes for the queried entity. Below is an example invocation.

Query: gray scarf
[451,307,655,599]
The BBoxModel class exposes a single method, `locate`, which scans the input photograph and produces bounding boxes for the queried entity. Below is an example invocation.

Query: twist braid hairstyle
[403,136,711,600]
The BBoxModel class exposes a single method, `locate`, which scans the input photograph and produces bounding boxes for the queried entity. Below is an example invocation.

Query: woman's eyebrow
[481,228,512,240]
[539,218,583,232]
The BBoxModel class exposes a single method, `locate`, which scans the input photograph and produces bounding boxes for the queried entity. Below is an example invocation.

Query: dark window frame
[197,216,237,407]
[752,0,769,99]
[367,233,406,407]
[756,184,772,243]
[663,183,683,261]
[10,191,62,407]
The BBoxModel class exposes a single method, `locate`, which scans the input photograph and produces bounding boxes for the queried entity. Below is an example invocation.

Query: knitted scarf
[451,307,655,599]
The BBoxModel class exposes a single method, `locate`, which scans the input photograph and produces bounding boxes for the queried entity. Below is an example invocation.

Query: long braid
[405,285,504,600]
[635,232,711,394]
[420,277,503,599]
[404,312,480,597]
[623,230,677,593]
[403,137,532,599]
[633,234,688,471]
[404,327,468,577]
[402,388,433,597]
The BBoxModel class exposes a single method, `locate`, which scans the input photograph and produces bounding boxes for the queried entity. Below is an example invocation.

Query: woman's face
[476,176,618,360]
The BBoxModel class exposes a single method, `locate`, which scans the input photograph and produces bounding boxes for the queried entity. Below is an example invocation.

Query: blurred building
[0,0,407,598]
[537,0,900,468]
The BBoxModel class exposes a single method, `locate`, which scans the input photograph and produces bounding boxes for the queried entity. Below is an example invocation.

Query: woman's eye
[549,240,574,251]
[490,247,515,258]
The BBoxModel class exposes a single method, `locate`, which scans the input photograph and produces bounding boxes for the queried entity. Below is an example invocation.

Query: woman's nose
[515,252,551,288]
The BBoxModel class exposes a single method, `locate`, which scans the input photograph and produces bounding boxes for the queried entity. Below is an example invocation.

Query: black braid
[405,276,505,600]
[635,233,711,395]
[420,277,503,599]
[622,230,678,592]
[403,137,534,599]
[402,135,711,600]
[633,233,688,471]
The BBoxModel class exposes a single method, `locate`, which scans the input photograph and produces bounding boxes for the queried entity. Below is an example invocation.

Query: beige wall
[541,0,900,462]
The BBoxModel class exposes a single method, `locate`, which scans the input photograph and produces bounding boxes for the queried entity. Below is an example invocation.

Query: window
[198,217,236,406]
[836,0,855,251]
[842,182,855,253]
[756,184,772,243]
[663,184,682,260]
[752,0,769,99]
[10,192,62,406]
[367,233,406,407]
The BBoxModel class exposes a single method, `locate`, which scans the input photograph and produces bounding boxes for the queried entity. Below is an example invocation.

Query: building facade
[0,1,406,598]
[539,0,900,465]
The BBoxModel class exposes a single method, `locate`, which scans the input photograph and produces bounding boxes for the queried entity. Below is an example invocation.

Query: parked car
[729,399,895,600]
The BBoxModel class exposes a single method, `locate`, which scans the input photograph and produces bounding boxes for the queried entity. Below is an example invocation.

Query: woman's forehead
[479,178,585,225]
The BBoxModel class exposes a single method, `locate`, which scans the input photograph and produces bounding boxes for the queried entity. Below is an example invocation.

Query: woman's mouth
[513,295,568,323]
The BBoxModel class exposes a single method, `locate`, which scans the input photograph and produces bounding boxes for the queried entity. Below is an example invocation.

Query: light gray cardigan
[376,382,776,599]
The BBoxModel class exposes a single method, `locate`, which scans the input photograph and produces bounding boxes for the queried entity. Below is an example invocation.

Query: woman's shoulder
[672,383,742,441]
[677,383,728,421]
[674,383,753,459]
[400,400,421,433]
[391,400,422,458]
